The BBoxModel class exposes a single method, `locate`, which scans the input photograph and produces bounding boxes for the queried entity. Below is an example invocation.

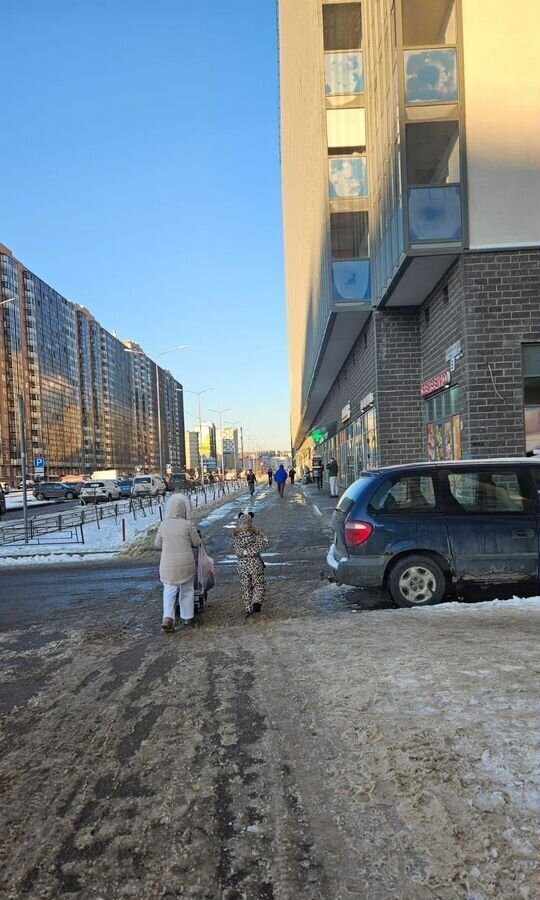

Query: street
[1,483,539,899]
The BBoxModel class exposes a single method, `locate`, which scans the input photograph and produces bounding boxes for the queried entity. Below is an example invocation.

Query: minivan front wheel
[388,555,446,608]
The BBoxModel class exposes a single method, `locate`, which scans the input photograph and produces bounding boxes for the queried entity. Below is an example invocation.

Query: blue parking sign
[34,456,45,469]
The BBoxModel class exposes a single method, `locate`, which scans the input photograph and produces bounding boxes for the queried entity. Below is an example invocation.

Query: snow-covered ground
[5,490,50,510]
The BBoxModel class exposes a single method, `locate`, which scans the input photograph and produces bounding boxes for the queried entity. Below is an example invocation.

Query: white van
[131,475,166,498]
[80,480,120,504]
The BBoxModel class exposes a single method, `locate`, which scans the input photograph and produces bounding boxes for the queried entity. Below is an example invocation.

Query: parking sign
[34,456,45,471]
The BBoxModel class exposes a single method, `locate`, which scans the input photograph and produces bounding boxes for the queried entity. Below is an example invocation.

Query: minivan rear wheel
[388,555,446,608]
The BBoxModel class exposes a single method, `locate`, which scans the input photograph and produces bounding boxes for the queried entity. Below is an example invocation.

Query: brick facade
[300,249,540,474]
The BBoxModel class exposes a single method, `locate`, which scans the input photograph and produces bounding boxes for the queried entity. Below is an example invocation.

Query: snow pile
[408,595,540,614]
[5,491,49,511]
[0,502,164,566]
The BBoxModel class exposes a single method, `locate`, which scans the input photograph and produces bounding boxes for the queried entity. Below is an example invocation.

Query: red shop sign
[421,370,451,398]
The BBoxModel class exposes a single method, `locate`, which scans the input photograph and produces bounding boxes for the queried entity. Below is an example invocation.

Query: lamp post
[124,344,187,478]
[176,387,216,486]
[1,296,28,540]
[208,407,231,477]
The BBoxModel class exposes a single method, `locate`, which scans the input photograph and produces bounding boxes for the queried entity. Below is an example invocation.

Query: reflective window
[331,212,369,259]
[327,108,366,148]
[369,475,437,514]
[406,122,459,185]
[325,52,364,95]
[332,259,371,302]
[408,186,462,242]
[329,156,367,197]
[523,344,540,454]
[446,471,533,514]
[402,0,456,46]
[323,3,362,51]
[404,49,458,104]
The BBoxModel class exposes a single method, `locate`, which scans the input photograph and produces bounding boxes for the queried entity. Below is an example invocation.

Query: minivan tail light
[344,520,373,547]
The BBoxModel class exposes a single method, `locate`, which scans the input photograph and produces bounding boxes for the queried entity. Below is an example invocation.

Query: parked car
[327,458,540,608]
[80,480,120,504]
[0,486,6,517]
[116,478,133,498]
[1,482,10,494]
[18,479,34,489]
[131,475,166,498]
[33,482,81,501]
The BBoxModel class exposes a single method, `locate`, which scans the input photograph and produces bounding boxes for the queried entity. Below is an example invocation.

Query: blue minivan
[328,458,540,607]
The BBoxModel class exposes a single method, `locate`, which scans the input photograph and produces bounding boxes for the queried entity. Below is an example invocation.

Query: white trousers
[329,475,338,496]
[162,578,194,621]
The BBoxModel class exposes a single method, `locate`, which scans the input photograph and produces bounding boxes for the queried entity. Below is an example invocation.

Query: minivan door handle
[512,529,535,539]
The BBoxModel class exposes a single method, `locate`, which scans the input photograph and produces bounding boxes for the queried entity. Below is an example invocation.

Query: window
[408,185,462,242]
[402,0,456,46]
[329,156,368,198]
[323,3,362,51]
[325,52,364,96]
[523,344,540,454]
[331,212,369,259]
[327,108,366,148]
[406,122,459,185]
[369,475,437,514]
[446,470,533,514]
[404,49,458,104]
[332,259,371,302]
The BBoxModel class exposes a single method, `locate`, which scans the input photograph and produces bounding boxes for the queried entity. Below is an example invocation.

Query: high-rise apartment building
[185,430,200,471]
[0,244,186,482]
[279,0,540,485]
[222,426,239,473]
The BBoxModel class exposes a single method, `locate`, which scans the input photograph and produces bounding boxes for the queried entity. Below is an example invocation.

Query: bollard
[122,518,126,542]
[159,505,163,521]
[95,504,100,529]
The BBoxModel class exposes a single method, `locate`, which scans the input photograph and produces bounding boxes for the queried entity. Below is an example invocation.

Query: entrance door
[440,466,539,591]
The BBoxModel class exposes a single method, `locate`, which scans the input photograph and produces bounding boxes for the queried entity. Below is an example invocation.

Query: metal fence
[0,479,245,546]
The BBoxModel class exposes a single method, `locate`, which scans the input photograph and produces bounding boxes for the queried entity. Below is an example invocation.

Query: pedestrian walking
[274,463,287,497]
[233,512,269,616]
[154,494,201,633]
[246,469,257,495]
[313,462,323,490]
[288,466,296,484]
[327,457,339,497]
[267,467,273,486]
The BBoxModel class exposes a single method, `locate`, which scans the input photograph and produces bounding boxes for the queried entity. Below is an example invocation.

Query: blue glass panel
[329,157,367,198]
[325,51,364,95]
[404,49,458,104]
[408,186,462,242]
[332,259,371,302]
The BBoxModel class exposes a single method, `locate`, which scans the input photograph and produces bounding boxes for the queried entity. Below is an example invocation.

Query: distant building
[279,0,540,485]
[193,421,217,471]
[222,427,239,472]
[0,244,186,482]
[185,430,200,471]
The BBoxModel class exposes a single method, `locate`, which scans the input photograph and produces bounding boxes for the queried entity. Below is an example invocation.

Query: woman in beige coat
[154,494,201,632]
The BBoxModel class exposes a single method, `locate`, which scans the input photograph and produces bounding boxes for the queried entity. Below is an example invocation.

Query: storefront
[422,371,462,461]
[312,395,379,487]
[523,344,540,454]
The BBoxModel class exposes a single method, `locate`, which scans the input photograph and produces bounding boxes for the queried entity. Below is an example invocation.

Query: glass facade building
[0,244,186,483]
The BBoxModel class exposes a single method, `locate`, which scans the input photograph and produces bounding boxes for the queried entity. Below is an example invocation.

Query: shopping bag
[197,542,216,592]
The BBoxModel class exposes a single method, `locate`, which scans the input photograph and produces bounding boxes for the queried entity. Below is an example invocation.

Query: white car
[131,475,166,497]
[80,480,120,504]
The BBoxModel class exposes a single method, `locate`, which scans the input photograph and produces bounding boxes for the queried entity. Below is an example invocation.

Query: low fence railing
[0,479,245,546]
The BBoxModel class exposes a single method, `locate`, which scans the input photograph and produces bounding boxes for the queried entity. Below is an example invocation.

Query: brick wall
[375,310,423,465]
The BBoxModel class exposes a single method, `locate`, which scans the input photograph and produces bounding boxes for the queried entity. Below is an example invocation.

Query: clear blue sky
[0,0,290,451]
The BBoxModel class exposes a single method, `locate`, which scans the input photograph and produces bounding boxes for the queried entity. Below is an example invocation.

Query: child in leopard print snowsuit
[232,513,269,615]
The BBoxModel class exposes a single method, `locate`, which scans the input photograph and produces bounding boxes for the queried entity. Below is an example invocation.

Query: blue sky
[0,0,290,450]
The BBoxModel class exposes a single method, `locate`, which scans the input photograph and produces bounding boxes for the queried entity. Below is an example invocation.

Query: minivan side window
[445,470,533,514]
[369,475,437,514]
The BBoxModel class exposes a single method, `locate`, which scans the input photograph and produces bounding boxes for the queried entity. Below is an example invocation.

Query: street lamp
[124,344,187,477]
[177,387,216,485]
[208,407,231,476]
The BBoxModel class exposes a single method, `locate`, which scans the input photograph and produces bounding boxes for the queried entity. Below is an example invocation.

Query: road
[2,490,80,522]
[1,484,539,899]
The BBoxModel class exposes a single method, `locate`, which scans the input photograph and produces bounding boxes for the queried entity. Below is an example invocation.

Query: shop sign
[360,391,374,412]
[445,340,462,362]
[421,370,451,398]
[341,403,351,423]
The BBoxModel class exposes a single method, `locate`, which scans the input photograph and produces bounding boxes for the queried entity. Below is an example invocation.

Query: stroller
[174,538,215,618]
[193,541,215,614]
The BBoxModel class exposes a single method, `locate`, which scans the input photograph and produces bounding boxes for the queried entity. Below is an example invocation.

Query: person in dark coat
[288,467,296,484]
[327,457,339,497]
[246,469,257,495]
[274,464,288,498]
[312,462,323,490]
[267,467,273,486]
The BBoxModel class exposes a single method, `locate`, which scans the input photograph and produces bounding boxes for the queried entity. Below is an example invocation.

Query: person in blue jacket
[274,464,288,498]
